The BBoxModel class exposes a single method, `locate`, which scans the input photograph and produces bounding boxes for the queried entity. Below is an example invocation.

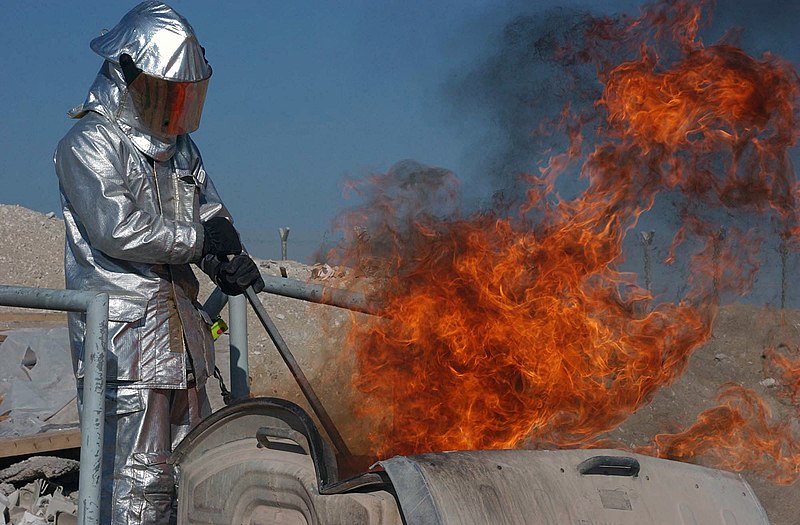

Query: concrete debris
[0,329,75,438]
[0,457,79,484]
[16,512,46,525]
[311,263,336,280]
[1,479,77,525]
[713,353,730,361]
[0,491,8,525]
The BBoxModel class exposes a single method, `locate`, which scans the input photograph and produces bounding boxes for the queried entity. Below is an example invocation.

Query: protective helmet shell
[90,1,211,82]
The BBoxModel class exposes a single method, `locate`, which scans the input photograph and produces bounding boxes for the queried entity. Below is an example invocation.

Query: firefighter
[54,2,264,522]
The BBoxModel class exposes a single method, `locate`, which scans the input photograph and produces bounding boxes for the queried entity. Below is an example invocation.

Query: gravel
[0,205,65,292]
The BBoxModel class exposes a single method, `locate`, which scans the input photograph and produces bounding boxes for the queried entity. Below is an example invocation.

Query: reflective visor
[128,74,208,135]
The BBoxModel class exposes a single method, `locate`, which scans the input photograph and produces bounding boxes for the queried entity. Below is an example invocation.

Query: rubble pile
[0,457,79,525]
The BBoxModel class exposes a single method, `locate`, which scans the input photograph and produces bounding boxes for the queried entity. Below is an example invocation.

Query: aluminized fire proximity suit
[54,2,262,522]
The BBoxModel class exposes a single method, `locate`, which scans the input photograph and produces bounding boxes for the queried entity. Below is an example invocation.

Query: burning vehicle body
[168,399,771,524]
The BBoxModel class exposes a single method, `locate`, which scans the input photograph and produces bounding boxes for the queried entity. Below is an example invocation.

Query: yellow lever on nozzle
[210,317,228,341]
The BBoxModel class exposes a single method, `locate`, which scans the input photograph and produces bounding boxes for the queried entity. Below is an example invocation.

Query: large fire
[327,0,800,482]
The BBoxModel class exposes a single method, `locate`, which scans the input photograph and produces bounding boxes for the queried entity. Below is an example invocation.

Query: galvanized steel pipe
[0,285,108,525]
[203,275,380,319]
[258,275,381,316]
[78,294,108,525]
[228,293,250,399]
[202,286,228,320]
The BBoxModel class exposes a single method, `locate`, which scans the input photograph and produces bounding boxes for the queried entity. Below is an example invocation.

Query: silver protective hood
[72,1,211,160]
[90,1,211,82]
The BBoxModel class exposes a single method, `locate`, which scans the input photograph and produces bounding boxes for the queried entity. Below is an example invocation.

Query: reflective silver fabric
[78,383,211,524]
[55,1,227,389]
[74,1,212,160]
[90,1,211,82]
[91,1,213,137]
[57,4,226,520]
[56,105,228,388]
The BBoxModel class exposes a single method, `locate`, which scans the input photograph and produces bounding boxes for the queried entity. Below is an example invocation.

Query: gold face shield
[128,73,209,136]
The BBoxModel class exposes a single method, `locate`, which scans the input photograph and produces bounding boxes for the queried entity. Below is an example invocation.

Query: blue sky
[1,1,797,263]
[0,0,642,261]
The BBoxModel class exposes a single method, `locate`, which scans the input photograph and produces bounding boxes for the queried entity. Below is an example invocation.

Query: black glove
[215,254,265,296]
[202,217,242,259]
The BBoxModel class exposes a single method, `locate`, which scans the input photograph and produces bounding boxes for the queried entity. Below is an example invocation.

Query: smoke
[449,1,800,193]
[317,160,462,268]
[445,0,800,307]
[446,8,604,202]
[712,0,800,55]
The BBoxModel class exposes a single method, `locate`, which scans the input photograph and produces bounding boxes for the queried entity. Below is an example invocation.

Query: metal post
[279,227,290,261]
[78,294,108,525]
[640,230,655,292]
[228,293,250,399]
[0,286,108,525]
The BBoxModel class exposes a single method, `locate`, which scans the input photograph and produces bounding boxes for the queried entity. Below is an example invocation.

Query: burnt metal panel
[170,397,402,525]
[379,449,771,525]
[170,397,338,489]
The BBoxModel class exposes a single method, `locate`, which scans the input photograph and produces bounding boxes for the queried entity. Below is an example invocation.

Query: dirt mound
[0,205,64,292]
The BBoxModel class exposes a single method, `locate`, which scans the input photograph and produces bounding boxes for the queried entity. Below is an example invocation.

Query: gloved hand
[215,254,265,296]
[202,217,242,259]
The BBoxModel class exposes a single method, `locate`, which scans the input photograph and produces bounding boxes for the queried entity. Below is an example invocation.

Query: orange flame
[345,206,714,457]
[766,344,800,406]
[328,0,800,479]
[641,383,800,485]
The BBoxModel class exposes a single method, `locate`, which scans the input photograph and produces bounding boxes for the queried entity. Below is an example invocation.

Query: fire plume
[328,0,800,480]
[642,383,800,485]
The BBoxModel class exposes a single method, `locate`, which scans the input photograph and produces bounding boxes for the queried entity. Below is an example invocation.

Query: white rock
[18,512,47,525]
[759,377,778,388]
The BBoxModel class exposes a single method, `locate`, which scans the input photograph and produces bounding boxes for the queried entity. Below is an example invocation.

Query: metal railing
[202,273,378,402]
[201,288,250,399]
[0,285,247,525]
[0,276,371,524]
[228,294,250,399]
[0,285,108,525]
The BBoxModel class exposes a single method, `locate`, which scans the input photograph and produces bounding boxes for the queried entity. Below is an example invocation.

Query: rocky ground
[0,203,798,524]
